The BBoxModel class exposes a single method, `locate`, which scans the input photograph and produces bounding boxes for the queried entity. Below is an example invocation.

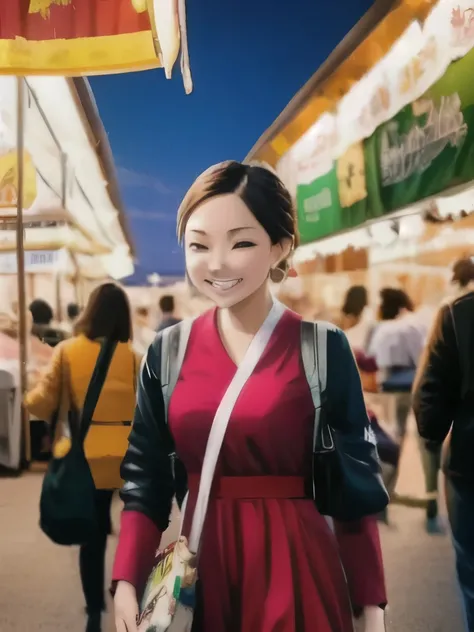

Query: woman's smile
[205,278,243,291]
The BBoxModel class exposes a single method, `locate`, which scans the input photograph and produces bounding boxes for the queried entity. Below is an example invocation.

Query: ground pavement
[0,471,464,632]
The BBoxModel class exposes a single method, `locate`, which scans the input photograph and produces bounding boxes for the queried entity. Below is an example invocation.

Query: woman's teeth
[209,279,242,290]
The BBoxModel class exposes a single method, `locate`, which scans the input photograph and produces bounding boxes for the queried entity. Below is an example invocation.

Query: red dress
[113,308,386,631]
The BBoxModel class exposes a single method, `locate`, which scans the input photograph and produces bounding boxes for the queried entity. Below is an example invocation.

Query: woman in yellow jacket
[25,283,142,632]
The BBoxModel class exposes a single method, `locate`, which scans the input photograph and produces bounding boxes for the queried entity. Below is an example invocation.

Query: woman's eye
[189,242,207,251]
[233,241,256,249]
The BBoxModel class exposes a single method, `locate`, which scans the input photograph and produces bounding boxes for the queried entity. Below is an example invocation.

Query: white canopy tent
[0,75,135,469]
[0,77,134,280]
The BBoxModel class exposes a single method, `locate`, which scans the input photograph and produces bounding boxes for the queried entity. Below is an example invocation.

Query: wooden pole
[61,152,80,306]
[55,271,62,323]
[15,77,30,466]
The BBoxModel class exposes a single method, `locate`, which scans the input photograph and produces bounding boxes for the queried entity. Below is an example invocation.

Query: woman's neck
[218,284,274,335]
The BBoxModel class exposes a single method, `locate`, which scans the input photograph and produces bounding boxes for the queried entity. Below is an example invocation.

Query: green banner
[296,151,367,244]
[371,48,474,216]
[296,47,474,245]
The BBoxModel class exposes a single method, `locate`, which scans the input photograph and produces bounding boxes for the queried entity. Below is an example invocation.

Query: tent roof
[69,78,136,258]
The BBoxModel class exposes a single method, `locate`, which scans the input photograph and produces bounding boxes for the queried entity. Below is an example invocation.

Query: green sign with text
[295,47,474,244]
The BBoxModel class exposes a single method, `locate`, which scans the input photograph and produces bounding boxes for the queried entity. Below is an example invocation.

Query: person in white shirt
[368,288,443,532]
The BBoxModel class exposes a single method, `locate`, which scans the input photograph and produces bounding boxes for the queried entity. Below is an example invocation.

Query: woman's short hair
[452,256,474,288]
[159,295,175,313]
[379,288,414,321]
[342,285,368,318]
[67,303,80,320]
[177,160,298,283]
[29,299,53,325]
[74,283,132,342]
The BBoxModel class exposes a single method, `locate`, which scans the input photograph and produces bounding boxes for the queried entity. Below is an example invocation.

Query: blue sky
[90,0,373,282]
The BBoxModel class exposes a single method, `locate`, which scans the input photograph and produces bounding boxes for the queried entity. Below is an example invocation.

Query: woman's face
[184,194,285,308]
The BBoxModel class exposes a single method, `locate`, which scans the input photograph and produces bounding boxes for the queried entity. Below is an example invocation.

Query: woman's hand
[363,606,386,632]
[114,581,139,632]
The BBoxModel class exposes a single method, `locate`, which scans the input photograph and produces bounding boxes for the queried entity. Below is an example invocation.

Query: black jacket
[119,333,187,533]
[412,290,474,479]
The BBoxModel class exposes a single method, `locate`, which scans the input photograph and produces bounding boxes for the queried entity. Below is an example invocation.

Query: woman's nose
[208,251,226,274]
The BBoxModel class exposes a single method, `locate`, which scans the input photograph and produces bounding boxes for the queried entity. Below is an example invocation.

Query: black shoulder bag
[301,321,389,521]
[39,338,118,546]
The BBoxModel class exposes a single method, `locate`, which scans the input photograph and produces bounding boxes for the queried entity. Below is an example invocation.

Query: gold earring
[270,267,286,283]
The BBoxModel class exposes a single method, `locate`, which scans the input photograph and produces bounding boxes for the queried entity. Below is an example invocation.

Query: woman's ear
[272,237,293,268]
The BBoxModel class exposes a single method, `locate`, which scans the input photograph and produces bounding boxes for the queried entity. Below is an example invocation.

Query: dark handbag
[301,321,389,521]
[39,338,118,545]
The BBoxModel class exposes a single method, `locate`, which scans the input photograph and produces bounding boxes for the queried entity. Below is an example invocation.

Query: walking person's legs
[389,392,411,488]
[79,489,114,632]
[377,392,410,523]
[445,476,474,631]
[419,438,444,533]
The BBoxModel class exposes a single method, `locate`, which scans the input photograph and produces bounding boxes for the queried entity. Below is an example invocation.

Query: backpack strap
[160,318,195,424]
[300,320,329,451]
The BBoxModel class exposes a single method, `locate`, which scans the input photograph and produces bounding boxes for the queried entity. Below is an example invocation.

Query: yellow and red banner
[0,0,177,75]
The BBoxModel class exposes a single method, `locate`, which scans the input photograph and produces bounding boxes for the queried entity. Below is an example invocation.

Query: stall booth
[0,2,197,473]
[0,76,135,471]
[246,0,474,312]
[245,0,474,501]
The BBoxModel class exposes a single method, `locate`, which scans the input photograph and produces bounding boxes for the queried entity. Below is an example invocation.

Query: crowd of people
[338,255,474,630]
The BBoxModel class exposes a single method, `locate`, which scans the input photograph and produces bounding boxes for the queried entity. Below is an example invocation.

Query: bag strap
[78,338,118,445]
[132,352,138,396]
[187,301,286,553]
[160,319,195,423]
[300,321,328,451]
[49,345,76,442]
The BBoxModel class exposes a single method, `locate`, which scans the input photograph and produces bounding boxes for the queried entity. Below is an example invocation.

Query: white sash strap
[187,300,286,554]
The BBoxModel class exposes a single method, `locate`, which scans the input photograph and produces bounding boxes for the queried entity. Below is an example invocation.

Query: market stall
[245,0,474,506]
[0,2,193,471]
[247,0,474,314]
[0,76,135,470]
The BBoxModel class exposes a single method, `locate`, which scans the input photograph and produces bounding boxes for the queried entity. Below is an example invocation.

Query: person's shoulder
[300,318,348,350]
[57,334,83,353]
[452,289,474,310]
[48,335,85,366]
[152,312,207,346]
[367,318,390,341]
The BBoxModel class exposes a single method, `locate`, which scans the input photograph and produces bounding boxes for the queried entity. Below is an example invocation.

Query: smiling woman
[177,161,297,308]
[112,159,387,632]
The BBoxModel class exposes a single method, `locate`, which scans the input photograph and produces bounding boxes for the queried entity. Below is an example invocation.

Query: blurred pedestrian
[341,285,375,352]
[413,285,474,630]
[156,294,181,332]
[25,283,140,632]
[367,288,441,531]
